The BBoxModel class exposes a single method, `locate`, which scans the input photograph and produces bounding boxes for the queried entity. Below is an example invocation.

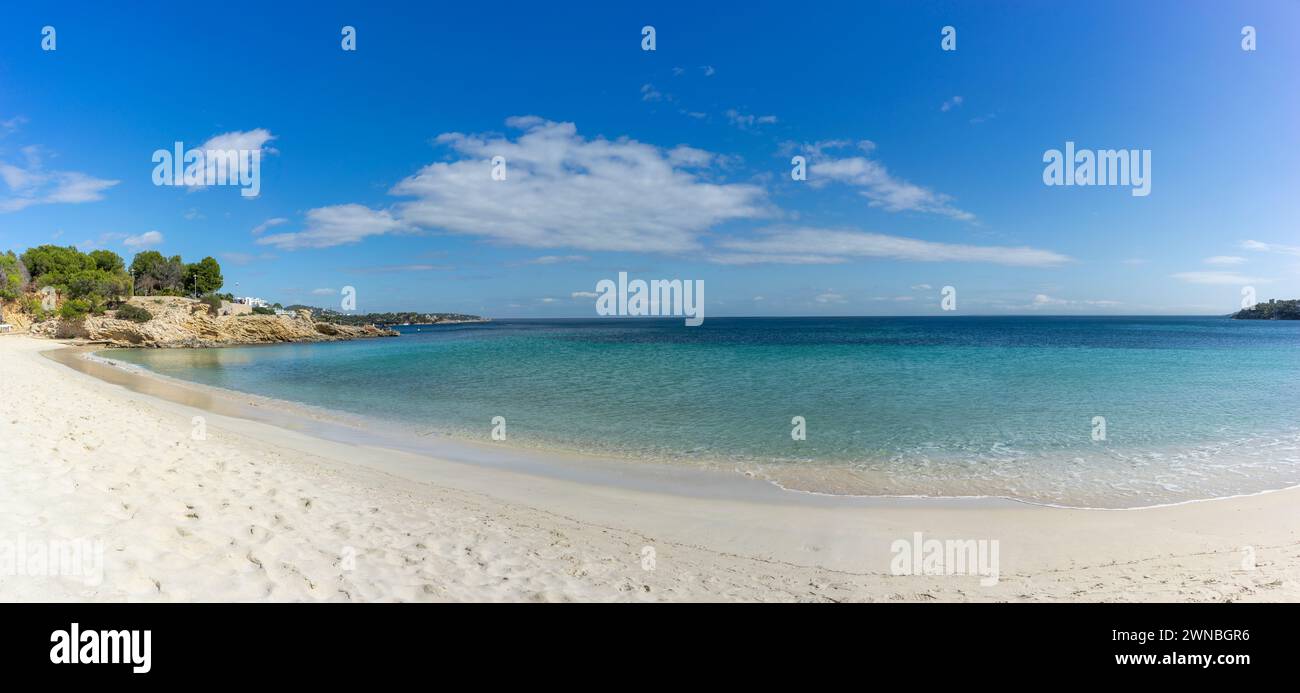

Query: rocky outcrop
[0,299,34,332]
[29,296,398,347]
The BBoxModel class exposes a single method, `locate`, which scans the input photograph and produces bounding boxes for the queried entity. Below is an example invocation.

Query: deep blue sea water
[105,316,1300,507]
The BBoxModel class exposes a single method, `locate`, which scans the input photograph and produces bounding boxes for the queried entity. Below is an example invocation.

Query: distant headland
[283,306,489,327]
[1232,299,1300,320]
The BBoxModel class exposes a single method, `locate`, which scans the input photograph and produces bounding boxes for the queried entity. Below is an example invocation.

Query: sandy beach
[2,334,1298,602]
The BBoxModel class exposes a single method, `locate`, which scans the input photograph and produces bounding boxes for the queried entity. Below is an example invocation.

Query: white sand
[2,335,1298,602]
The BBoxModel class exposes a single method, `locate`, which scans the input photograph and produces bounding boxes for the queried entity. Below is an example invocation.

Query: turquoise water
[106,317,1300,507]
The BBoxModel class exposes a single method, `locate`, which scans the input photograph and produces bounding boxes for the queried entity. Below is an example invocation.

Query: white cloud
[701,65,716,76]
[310,288,335,295]
[200,128,277,154]
[911,283,932,290]
[0,145,118,212]
[665,145,714,167]
[123,230,164,248]
[1171,271,1265,285]
[251,217,288,235]
[1204,255,1246,265]
[814,291,846,304]
[571,291,598,299]
[0,116,27,136]
[640,84,663,102]
[528,255,588,265]
[187,129,277,192]
[1242,239,1300,257]
[258,204,404,250]
[710,227,1070,267]
[802,141,974,221]
[1032,293,1120,307]
[940,96,964,112]
[390,117,769,253]
[726,109,778,130]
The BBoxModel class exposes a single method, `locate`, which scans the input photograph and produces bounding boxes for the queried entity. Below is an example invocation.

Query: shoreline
[63,344,1021,511]
[6,334,1300,601]
[75,344,1300,512]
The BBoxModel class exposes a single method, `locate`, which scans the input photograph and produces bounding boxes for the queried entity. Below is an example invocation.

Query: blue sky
[1,0,1297,316]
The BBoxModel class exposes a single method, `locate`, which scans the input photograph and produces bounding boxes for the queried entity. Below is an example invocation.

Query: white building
[235,296,270,308]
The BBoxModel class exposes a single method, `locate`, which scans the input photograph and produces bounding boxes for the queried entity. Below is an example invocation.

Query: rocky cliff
[29,296,398,347]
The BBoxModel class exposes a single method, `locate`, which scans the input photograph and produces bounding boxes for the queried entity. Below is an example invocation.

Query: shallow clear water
[106,316,1300,507]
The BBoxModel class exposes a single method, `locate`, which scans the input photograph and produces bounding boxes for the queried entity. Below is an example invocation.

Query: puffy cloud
[123,230,164,248]
[390,117,769,253]
[186,129,277,192]
[258,204,404,250]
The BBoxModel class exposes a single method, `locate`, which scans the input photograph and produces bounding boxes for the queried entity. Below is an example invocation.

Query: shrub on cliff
[65,268,131,303]
[199,295,222,316]
[58,299,90,320]
[115,303,153,323]
[22,295,46,321]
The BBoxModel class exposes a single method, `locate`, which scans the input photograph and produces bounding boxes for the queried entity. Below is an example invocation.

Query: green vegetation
[19,245,96,286]
[199,295,223,316]
[22,295,46,321]
[252,306,276,315]
[184,256,224,295]
[285,305,485,326]
[1,244,224,320]
[19,245,130,312]
[58,299,91,320]
[66,269,131,303]
[129,251,184,295]
[1233,299,1300,320]
[0,251,28,300]
[115,303,153,323]
[88,249,126,274]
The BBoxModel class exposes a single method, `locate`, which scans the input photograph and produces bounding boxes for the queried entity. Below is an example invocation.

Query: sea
[104,316,1300,508]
